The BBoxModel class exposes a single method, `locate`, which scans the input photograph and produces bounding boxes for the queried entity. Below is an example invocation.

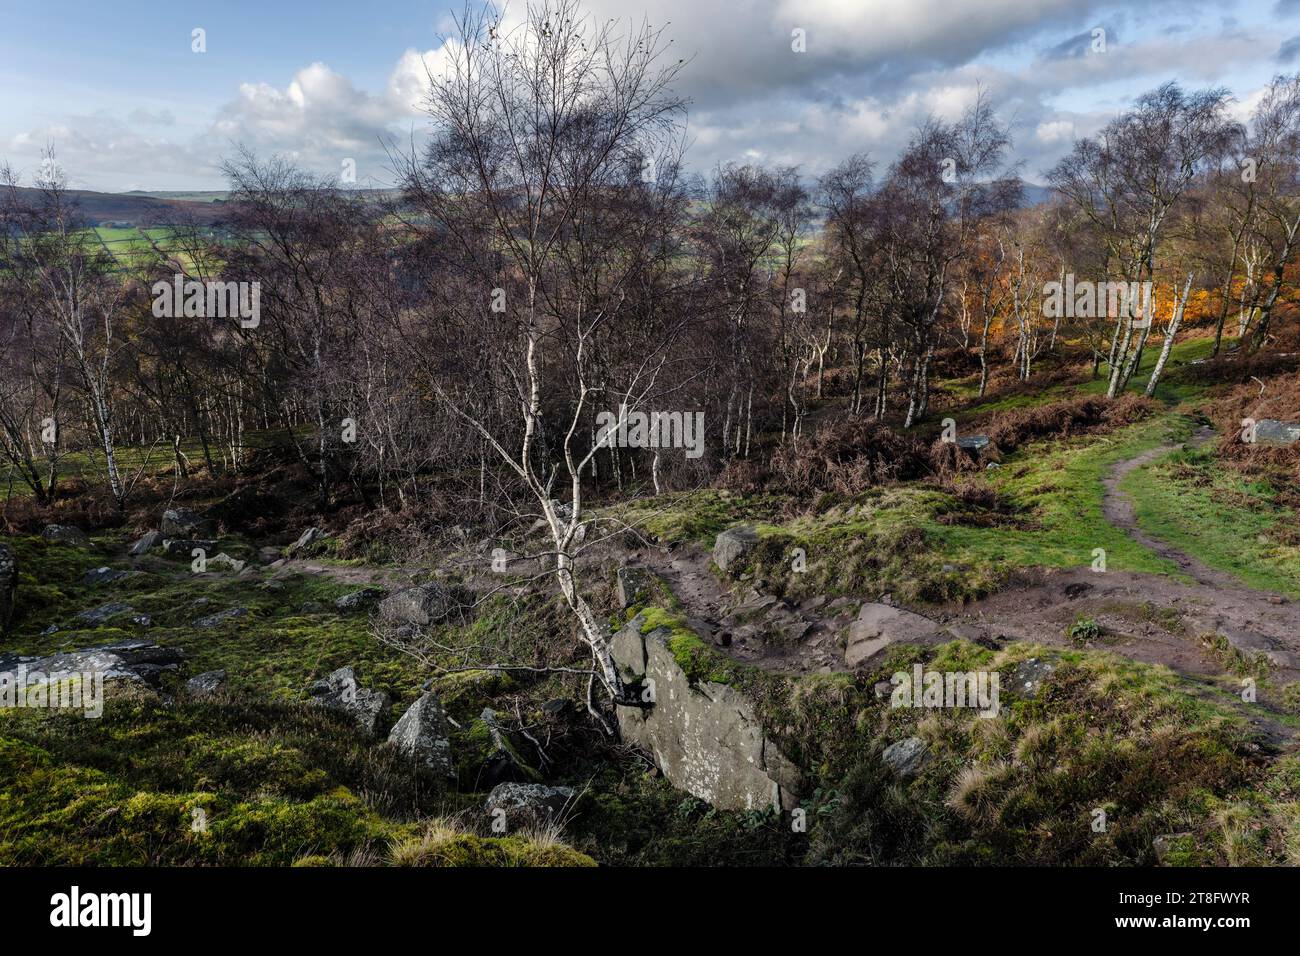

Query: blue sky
[4,0,1300,191]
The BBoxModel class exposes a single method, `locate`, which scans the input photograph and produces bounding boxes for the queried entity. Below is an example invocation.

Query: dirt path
[612,427,1300,747]
[1100,424,1250,591]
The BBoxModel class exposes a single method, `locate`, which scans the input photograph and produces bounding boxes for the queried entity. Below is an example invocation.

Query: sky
[4,0,1300,192]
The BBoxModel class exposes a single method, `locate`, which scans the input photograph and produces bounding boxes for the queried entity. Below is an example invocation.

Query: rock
[287,527,322,556]
[469,708,540,787]
[611,618,648,683]
[1253,419,1300,446]
[616,566,656,609]
[956,435,990,451]
[82,566,130,587]
[299,601,325,614]
[186,670,227,697]
[529,500,574,533]
[162,538,217,558]
[0,542,15,630]
[844,604,944,668]
[161,507,212,538]
[484,783,575,832]
[713,525,760,573]
[257,546,282,564]
[308,666,390,736]
[76,602,136,625]
[1216,626,1297,669]
[541,698,570,718]
[1008,657,1056,698]
[0,639,184,690]
[1152,832,1194,864]
[335,587,383,612]
[388,692,454,776]
[945,622,1000,648]
[42,524,90,547]
[205,553,246,573]
[193,607,248,628]
[378,583,454,628]
[611,614,802,812]
[881,737,931,780]
[129,531,162,556]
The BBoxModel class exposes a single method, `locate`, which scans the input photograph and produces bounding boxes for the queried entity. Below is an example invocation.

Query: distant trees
[1049,83,1233,397]
[4,20,1300,542]
[0,156,135,509]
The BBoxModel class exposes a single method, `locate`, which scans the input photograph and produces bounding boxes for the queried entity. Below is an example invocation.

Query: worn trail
[613,426,1300,747]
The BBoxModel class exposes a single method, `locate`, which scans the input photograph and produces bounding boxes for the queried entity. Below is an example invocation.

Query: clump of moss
[389,821,595,867]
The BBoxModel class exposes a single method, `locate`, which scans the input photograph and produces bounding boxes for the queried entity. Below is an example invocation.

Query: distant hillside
[1020,181,1054,206]
[123,190,230,203]
[8,187,229,227]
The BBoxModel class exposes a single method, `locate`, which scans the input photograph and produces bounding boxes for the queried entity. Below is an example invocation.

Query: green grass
[1,429,293,498]
[1123,442,1300,598]
[1076,334,1228,403]
[930,413,1193,579]
[5,534,420,705]
[636,412,1194,605]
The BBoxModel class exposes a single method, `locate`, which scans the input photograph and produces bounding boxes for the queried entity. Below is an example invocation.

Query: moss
[0,732,403,865]
[452,715,542,787]
[432,669,518,715]
[390,830,596,867]
[634,607,746,687]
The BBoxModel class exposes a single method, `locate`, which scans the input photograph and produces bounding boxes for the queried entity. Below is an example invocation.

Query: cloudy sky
[3,0,1299,192]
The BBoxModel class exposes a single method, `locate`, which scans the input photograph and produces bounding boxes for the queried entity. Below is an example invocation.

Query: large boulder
[616,566,656,610]
[1008,657,1056,699]
[612,614,802,812]
[844,603,944,668]
[77,602,149,627]
[882,736,932,780]
[161,507,212,538]
[463,708,540,788]
[713,525,760,573]
[186,670,227,697]
[336,587,384,612]
[388,692,454,777]
[42,524,89,547]
[162,538,216,558]
[378,583,454,628]
[287,527,322,556]
[484,783,575,832]
[129,531,163,556]
[192,606,248,628]
[308,666,390,736]
[205,553,246,573]
[82,566,129,587]
[1253,419,1300,446]
[0,542,15,630]
[0,639,184,691]
[529,500,574,533]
